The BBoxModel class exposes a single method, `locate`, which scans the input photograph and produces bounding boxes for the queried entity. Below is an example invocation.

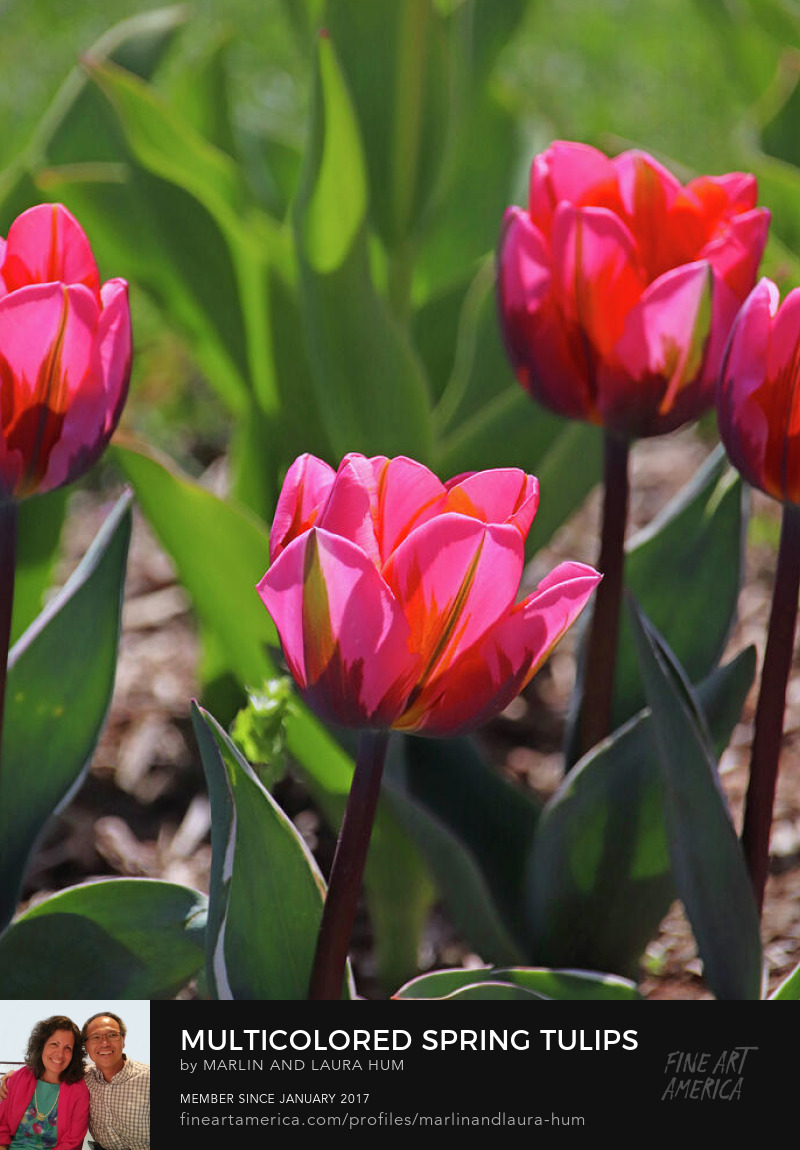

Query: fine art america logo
[661,1047,757,1101]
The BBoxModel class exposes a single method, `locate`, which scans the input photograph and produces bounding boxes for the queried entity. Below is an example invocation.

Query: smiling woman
[0,1017,89,1150]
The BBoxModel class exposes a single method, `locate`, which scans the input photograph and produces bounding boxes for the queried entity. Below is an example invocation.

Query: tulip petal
[550,203,644,359]
[443,468,539,537]
[529,141,621,235]
[613,150,688,280]
[402,561,601,735]
[42,278,132,493]
[0,204,101,297]
[687,172,758,221]
[0,282,101,496]
[699,207,771,302]
[717,278,777,495]
[269,453,336,561]
[258,527,417,728]
[320,454,447,566]
[601,261,713,436]
[383,513,524,684]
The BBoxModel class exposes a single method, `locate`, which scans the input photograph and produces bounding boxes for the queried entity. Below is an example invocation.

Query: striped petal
[258,527,418,728]
[401,562,601,735]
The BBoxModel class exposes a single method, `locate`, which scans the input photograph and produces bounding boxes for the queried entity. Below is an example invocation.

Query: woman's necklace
[33,1082,59,1120]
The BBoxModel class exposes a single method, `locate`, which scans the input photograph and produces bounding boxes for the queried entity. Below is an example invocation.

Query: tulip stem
[742,502,800,915]
[0,501,16,787]
[308,729,390,1000]
[578,431,630,756]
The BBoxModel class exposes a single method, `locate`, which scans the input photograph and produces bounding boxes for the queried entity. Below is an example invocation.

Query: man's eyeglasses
[85,1032,123,1044]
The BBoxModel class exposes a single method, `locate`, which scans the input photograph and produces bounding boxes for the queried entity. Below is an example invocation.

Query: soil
[18,428,800,1000]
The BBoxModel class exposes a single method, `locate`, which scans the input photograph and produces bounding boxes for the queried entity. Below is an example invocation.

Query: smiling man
[81,1013,149,1150]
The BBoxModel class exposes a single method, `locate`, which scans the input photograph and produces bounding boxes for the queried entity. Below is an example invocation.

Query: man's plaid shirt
[85,1056,150,1149]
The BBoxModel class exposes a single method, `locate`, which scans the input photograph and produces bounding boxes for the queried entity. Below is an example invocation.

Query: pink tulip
[0,203,131,499]
[498,141,769,438]
[717,277,800,504]
[258,453,601,736]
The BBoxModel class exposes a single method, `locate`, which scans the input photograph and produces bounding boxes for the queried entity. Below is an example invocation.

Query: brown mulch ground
[18,428,800,999]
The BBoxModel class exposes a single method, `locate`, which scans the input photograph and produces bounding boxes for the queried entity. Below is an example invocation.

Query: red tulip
[0,203,131,499]
[258,453,600,736]
[717,277,800,503]
[499,141,769,438]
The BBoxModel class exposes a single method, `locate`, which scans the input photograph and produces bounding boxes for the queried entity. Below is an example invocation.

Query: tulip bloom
[717,276,800,913]
[258,453,600,737]
[0,203,131,501]
[717,277,800,503]
[499,141,769,439]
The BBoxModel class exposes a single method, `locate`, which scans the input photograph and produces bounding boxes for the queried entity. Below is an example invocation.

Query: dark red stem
[308,729,389,1000]
[0,500,17,774]
[742,501,800,915]
[578,431,630,757]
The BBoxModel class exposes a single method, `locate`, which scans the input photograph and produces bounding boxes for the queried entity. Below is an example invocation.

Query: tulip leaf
[441,982,544,1000]
[628,600,762,1000]
[10,488,68,645]
[528,645,756,977]
[83,59,276,420]
[112,441,276,691]
[394,965,640,1000]
[0,879,206,998]
[294,33,433,462]
[383,733,537,963]
[193,704,346,1000]
[770,958,800,1000]
[567,445,744,763]
[325,0,452,252]
[0,491,132,932]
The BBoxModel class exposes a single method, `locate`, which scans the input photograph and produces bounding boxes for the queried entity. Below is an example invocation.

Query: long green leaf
[528,647,756,977]
[567,446,744,763]
[294,33,433,461]
[192,704,339,1000]
[628,599,762,1000]
[11,488,68,645]
[382,734,536,963]
[395,965,639,1000]
[0,879,205,998]
[112,442,275,690]
[0,491,131,931]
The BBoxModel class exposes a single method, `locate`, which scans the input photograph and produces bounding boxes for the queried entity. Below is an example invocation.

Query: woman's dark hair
[25,1017,85,1085]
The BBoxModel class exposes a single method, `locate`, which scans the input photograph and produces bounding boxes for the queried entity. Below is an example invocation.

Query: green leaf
[528,647,756,977]
[0,492,132,931]
[85,59,277,419]
[0,879,205,998]
[770,958,800,1000]
[112,442,275,691]
[628,600,762,1000]
[0,6,188,228]
[294,33,433,461]
[382,734,537,963]
[395,965,640,1000]
[326,0,452,251]
[441,982,543,1000]
[567,445,745,763]
[192,704,338,1000]
[10,488,68,645]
